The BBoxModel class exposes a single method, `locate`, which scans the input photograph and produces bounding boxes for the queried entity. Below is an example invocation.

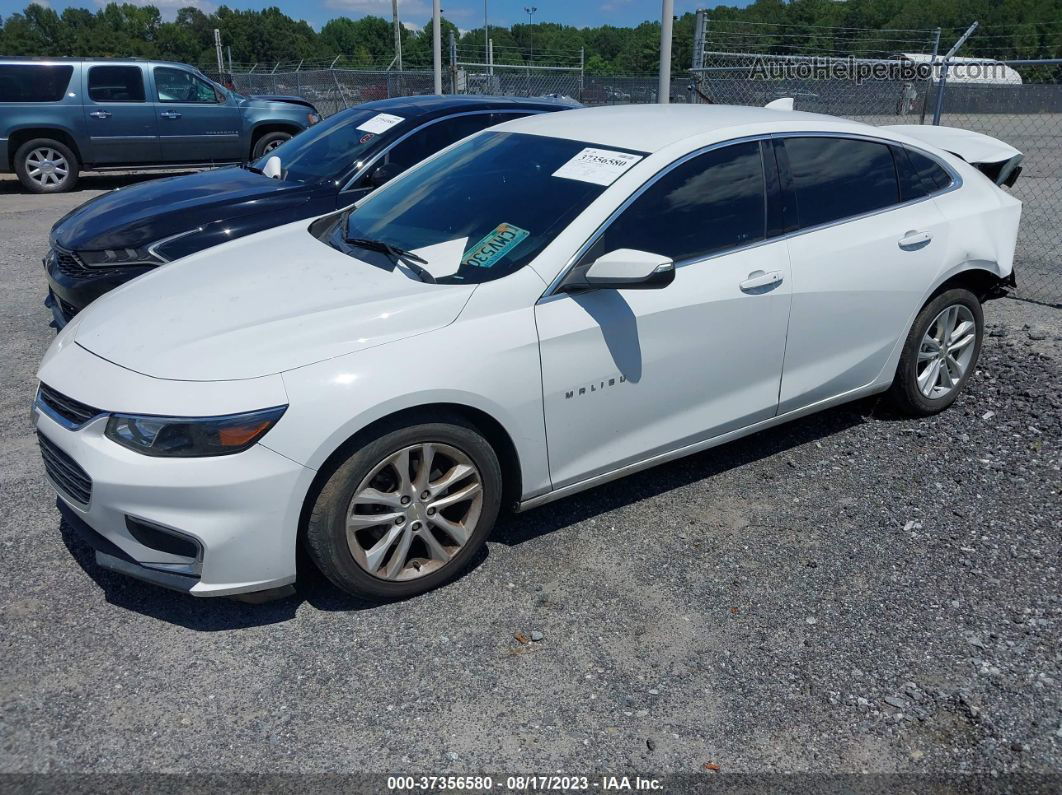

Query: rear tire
[305,419,503,600]
[889,287,983,416]
[14,138,79,193]
[251,131,292,160]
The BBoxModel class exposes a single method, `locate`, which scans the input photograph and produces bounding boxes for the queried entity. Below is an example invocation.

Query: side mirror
[562,248,675,292]
[367,161,402,188]
[262,155,282,180]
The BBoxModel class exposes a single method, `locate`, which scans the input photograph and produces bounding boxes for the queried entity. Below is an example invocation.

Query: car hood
[51,167,322,251]
[244,94,318,112]
[73,222,476,381]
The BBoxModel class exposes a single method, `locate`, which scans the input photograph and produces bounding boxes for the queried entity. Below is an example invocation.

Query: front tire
[889,287,983,416]
[15,138,79,193]
[305,420,503,600]
[251,131,292,160]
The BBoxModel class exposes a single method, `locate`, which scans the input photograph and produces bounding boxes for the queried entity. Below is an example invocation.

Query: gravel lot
[1,175,1059,780]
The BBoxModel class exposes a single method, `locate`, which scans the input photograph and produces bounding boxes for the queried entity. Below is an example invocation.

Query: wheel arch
[248,122,302,158]
[8,127,84,170]
[926,261,1014,304]
[295,402,525,551]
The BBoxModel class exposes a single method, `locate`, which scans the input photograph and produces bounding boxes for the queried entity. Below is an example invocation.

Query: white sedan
[34,103,1022,600]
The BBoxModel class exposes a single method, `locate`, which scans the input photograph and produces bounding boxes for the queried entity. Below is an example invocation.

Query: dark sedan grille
[38,383,102,427]
[50,247,95,278]
[38,432,92,506]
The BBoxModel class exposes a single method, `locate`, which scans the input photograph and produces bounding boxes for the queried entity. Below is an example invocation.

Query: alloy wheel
[26,148,69,188]
[263,138,284,153]
[916,304,977,399]
[345,443,483,581]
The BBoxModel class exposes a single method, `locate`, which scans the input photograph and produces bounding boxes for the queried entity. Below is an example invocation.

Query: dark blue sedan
[44,94,577,327]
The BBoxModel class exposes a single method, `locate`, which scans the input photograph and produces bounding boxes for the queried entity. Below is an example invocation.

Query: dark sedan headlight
[307,112,320,125]
[78,247,164,267]
[105,406,287,457]
[77,228,204,268]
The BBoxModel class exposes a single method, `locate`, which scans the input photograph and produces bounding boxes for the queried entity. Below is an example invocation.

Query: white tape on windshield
[552,148,643,186]
[356,113,405,134]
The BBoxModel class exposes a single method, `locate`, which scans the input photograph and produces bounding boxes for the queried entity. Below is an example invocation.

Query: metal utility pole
[524,6,537,95]
[214,29,224,75]
[918,26,942,124]
[692,8,707,72]
[484,1,489,61]
[658,0,674,103]
[227,46,233,75]
[433,0,442,94]
[392,0,403,71]
[932,21,978,125]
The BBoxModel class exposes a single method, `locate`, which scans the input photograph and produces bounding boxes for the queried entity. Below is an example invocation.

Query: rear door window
[0,65,74,102]
[783,137,900,229]
[87,66,146,103]
[379,113,510,174]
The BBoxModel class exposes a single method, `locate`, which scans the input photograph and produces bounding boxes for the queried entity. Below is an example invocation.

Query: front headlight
[307,112,320,125]
[78,246,164,268]
[105,406,287,457]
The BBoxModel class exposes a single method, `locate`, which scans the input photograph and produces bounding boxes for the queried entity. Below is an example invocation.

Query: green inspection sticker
[461,222,530,269]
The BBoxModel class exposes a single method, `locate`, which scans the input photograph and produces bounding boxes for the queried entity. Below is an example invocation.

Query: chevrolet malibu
[34,104,1022,601]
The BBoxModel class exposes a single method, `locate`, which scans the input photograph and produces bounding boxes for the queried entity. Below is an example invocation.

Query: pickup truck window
[155,67,220,104]
[0,65,74,102]
[87,66,145,103]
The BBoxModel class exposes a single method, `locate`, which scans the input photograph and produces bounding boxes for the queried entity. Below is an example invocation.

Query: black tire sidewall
[251,132,292,160]
[895,288,983,415]
[306,421,503,600]
[15,138,79,194]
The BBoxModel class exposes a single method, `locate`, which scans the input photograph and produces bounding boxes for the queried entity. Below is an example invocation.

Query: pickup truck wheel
[889,288,983,416]
[305,420,503,600]
[15,139,80,194]
[251,131,292,159]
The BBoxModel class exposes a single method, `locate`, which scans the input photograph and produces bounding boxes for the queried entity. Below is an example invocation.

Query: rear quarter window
[0,65,74,102]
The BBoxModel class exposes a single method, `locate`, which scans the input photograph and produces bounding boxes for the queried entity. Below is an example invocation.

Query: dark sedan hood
[52,167,324,251]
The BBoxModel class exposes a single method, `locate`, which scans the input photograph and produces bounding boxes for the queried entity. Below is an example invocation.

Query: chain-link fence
[219,50,1060,306]
[690,52,1061,306]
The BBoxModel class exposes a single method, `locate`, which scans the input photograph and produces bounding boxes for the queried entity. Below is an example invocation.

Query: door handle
[898,230,932,249]
[88,111,111,119]
[739,269,784,292]
[160,111,182,119]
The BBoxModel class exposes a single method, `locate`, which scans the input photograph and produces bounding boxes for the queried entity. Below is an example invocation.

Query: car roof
[493,103,866,152]
[346,94,580,119]
[0,56,192,68]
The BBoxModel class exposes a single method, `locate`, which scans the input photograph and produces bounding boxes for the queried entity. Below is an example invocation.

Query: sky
[4,0,736,31]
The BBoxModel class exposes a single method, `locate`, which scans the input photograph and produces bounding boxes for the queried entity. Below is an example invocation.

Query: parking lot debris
[702,762,720,773]
[530,631,544,642]
[514,632,530,645]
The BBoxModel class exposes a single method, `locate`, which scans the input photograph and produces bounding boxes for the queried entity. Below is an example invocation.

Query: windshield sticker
[356,113,404,135]
[552,148,643,186]
[461,223,530,269]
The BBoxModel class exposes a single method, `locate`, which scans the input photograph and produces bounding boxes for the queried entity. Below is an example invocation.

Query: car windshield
[252,107,413,184]
[322,131,645,285]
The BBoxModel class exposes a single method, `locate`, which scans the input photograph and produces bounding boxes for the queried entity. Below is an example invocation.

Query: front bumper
[34,403,315,597]
[43,248,153,325]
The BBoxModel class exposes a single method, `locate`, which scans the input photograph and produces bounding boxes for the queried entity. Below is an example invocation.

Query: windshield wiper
[241,162,265,175]
[344,236,436,284]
